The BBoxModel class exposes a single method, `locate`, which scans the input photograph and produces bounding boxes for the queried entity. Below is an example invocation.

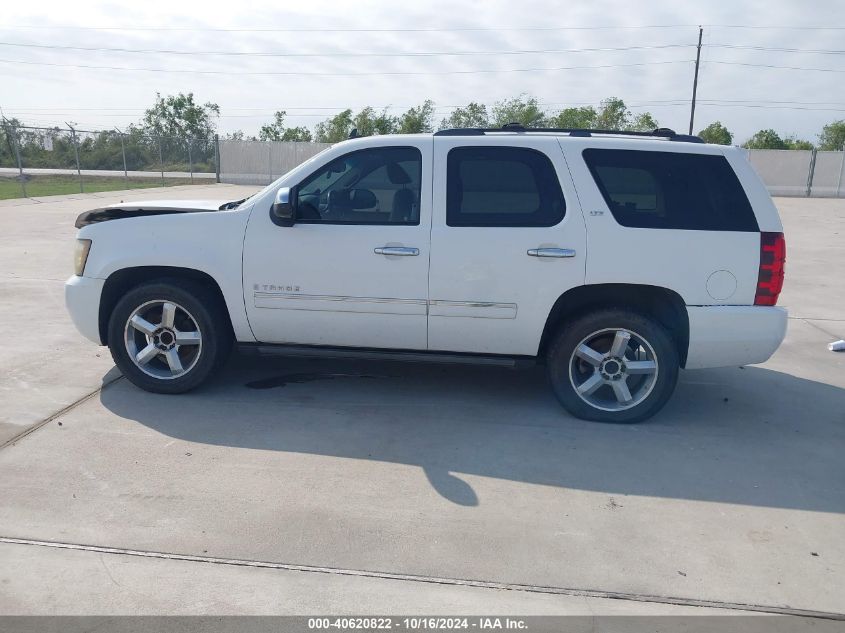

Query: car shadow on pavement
[99,353,845,509]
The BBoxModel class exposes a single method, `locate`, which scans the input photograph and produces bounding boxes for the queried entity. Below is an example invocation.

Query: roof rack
[434,124,704,143]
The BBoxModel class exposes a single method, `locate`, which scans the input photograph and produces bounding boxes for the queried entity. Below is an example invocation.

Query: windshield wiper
[218,198,246,210]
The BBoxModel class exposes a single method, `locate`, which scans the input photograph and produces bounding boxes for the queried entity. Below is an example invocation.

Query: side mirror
[271,187,295,227]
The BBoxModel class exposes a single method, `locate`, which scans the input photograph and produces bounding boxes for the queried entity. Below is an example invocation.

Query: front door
[242,140,432,349]
[427,136,587,355]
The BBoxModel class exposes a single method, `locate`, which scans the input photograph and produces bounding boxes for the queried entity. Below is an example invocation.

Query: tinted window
[583,149,758,232]
[447,147,566,227]
[296,147,421,225]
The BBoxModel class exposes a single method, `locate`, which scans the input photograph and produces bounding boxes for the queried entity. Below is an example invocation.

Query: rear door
[427,136,587,355]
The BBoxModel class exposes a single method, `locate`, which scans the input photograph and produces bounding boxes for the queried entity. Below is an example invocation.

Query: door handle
[527,248,576,258]
[374,246,419,256]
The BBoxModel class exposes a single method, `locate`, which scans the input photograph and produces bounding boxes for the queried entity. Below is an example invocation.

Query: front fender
[78,206,255,342]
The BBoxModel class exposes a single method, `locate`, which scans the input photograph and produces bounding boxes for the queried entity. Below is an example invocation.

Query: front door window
[296,147,422,225]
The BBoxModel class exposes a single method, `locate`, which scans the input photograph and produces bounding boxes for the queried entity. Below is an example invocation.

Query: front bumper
[65,275,105,345]
[685,305,788,369]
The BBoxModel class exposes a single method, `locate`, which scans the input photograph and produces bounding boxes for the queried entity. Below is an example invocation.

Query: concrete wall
[219,139,845,198]
[745,148,845,198]
[219,140,332,185]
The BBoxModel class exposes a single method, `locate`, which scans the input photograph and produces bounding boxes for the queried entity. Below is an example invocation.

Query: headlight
[74,239,92,276]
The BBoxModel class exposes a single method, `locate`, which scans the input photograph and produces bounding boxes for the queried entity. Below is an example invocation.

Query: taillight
[755,232,786,306]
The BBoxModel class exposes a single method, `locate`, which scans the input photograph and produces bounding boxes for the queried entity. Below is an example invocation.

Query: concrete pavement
[0,186,842,619]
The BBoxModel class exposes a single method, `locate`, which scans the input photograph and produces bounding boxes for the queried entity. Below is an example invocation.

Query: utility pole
[66,122,83,193]
[115,127,128,184]
[688,26,703,136]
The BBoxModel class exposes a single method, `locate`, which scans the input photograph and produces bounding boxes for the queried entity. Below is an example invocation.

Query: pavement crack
[798,318,843,340]
[0,375,123,451]
[1,536,843,621]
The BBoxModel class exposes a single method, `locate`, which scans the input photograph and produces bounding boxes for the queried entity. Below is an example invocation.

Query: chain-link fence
[3,122,844,199]
[218,139,332,185]
[0,123,218,199]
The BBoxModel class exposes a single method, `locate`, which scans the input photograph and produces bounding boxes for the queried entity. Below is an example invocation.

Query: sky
[2,0,844,143]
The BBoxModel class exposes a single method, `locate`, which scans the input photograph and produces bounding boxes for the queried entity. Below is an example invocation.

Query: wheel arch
[98,266,233,345]
[538,284,690,367]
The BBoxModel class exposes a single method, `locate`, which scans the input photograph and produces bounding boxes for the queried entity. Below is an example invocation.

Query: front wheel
[547,309,679,423]
[108,280,232,394]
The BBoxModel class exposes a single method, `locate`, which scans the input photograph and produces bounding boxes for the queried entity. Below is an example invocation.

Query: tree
[281,126,313,142]
[743,129,815,150]
[353,107,398,136]
[491,95,546,127]
[259,112,286,141]
[818,120,845,151]
[314,109,354,143]
[594,97,630,129]
[583,97,659,131]
[141,92,220,139]
[397,100,435,134]
[259,111,312,142]
[784,137,814,151]
[743,129,787,150]
[0,117,23,166]
[629,112,659,132]
[314,107,404,141]
[439,102,489,129]
[698,121,733,145]
[548,106,596,129]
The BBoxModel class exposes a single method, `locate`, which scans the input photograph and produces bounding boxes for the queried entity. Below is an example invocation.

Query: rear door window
[582,149,758,232]
[447,146,566,227]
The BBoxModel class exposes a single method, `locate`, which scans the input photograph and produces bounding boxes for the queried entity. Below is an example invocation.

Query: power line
[6,102,844,124]
[0,24,701,33]
[0,41,693,57]
[704,24,845,30]
[4,23,845,33]
[709,44,845,55]
[4,42,845,60]
[0,58,692,76]
[706,60,845,73]
[4,40,844,58]
[8,56,841,76]
[696,102,845,112]
[8,99,845,111]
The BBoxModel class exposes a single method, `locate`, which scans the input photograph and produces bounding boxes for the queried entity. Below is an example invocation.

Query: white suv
[65,126,787,423]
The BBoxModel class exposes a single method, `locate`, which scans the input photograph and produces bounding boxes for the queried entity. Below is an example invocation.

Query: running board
[238,343,535,368]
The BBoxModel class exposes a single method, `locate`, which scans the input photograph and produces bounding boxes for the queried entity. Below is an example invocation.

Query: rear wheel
[547,309,679,423]
[108,280,232,394]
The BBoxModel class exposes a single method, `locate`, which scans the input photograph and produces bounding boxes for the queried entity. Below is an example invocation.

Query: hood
[103,198,233,211]
[75,198,240,229]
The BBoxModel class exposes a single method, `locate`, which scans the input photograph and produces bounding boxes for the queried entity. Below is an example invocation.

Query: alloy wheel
[123,300,203,380]
[568,327,659,412]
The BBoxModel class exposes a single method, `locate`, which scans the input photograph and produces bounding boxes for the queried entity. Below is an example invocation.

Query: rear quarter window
[582,149,759,232]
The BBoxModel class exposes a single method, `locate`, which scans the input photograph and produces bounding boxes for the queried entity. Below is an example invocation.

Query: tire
[107,279,233,394]
[546,308,679,423]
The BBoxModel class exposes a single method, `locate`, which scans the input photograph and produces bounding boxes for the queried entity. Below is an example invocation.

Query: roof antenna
[348,128,359,139]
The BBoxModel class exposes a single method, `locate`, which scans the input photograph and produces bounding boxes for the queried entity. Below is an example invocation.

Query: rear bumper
[65,275,105,345]
[685,305,787,369]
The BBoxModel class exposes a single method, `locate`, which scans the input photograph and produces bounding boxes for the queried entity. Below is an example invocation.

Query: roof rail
[434,124,704,143]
